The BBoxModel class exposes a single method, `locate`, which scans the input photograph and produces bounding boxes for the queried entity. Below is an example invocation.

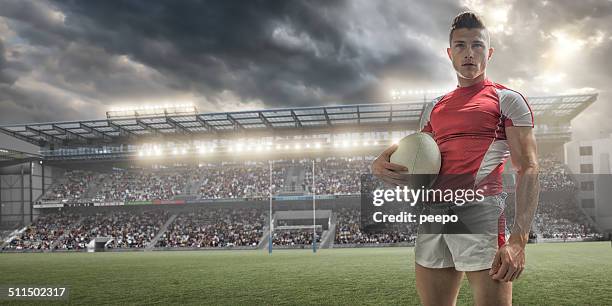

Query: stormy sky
[0,0,611,140]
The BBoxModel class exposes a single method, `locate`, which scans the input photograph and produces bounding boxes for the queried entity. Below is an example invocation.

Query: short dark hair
[449,11,488,46]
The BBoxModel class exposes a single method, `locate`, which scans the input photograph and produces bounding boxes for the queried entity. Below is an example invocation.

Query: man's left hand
[489,242,525,282]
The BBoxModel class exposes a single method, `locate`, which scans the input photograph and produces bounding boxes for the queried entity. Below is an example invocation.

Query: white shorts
[414,193,508,272]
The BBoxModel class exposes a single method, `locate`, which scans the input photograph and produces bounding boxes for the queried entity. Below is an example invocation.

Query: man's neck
[457,73,486,88]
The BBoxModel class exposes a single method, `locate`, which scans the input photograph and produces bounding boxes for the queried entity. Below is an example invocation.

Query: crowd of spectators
[42,158,376,202]
[533,199,596,239]
[18,153,602,249]
[272,230,321,246]
[196,163,285,199]
[156,207,265,248]
[538,155,577,192]
[41,170,96,202]
[94,170,187,202]
[2,212,78,250]
[55,209,169,250]
[2,198,603,252]
[3,209,169,251]
[304,157,374,195]
[334,208,416,245]
[37,153,587,204]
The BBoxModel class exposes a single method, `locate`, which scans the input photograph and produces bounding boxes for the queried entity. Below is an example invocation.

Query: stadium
[2,0,612,305]
[1,93,611,304]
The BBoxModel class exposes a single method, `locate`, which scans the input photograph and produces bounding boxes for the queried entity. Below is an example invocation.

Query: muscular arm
[507,126,540,246]
[490,126,539,282]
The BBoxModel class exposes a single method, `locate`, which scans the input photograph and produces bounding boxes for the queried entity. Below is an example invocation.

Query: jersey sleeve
[497,89,534,127]
[419,96,443,133]
[421,122,433,133]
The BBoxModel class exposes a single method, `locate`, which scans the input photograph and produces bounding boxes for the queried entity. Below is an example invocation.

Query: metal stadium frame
[0,94,598,149]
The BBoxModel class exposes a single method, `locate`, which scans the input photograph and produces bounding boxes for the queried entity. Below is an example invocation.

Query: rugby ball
[390,132,441,175]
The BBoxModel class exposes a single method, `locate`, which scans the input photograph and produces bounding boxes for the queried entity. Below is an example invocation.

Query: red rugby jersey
[420,79,534,196]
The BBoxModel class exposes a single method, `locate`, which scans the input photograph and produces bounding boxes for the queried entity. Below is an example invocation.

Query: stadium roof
[0,148,40,163]
[0,93,598,148]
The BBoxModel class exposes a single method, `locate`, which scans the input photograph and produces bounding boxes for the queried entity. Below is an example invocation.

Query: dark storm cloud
[0,83,91,124]
[50,0,457,106]
[0,39,22,85]
[0,0,464,119]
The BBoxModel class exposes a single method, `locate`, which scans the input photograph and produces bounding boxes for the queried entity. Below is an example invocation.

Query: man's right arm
[371,144,408,186]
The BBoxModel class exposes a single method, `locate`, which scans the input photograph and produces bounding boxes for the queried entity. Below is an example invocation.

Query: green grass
[0,242,611,305]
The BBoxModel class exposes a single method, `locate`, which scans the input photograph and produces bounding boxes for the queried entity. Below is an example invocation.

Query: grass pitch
[0,242,611,305]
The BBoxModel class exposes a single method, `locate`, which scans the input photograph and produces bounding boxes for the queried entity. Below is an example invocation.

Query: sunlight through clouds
[461,0,514,35]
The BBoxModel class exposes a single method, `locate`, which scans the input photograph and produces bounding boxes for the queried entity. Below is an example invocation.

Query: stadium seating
[538,154,577,192]
[3,212,78,250]
[155,207,265,248]
[56,209,170,250]
[304,157,373,195]
[334,208,416,245]
[4,154,601,252]
[533,199,597,240]
[195,163,285,199]
[272,229,321,246]
[94,169,187,201]
[37,155,575,203]
[40,170,97,203]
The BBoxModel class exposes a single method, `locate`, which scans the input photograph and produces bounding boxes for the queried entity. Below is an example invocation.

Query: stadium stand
[538,154,577,192]
[2,152,604,252]
[195,162,285,199]
[41,170,98,203]
[334,208,416,245]
[94,169,187,202]
[272,229,321,246]
[56,209,170,250]
[534,199,598,240]
[305,157,373,195]
[34,155,576,204]
[3,211,79,250]
[155,207,265,248]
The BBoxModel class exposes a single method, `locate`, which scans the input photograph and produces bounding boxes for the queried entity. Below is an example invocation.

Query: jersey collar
[455,78,493,92]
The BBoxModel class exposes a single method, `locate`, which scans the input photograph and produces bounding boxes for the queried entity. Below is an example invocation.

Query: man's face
[447,28,493,80]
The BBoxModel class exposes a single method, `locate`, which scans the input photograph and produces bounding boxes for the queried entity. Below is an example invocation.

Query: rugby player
[372,11,540,306]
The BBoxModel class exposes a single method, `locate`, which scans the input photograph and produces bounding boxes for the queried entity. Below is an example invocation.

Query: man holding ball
[372,11,540,306]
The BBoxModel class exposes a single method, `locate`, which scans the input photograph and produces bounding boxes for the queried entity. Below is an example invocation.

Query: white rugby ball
[390,132,441,175]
